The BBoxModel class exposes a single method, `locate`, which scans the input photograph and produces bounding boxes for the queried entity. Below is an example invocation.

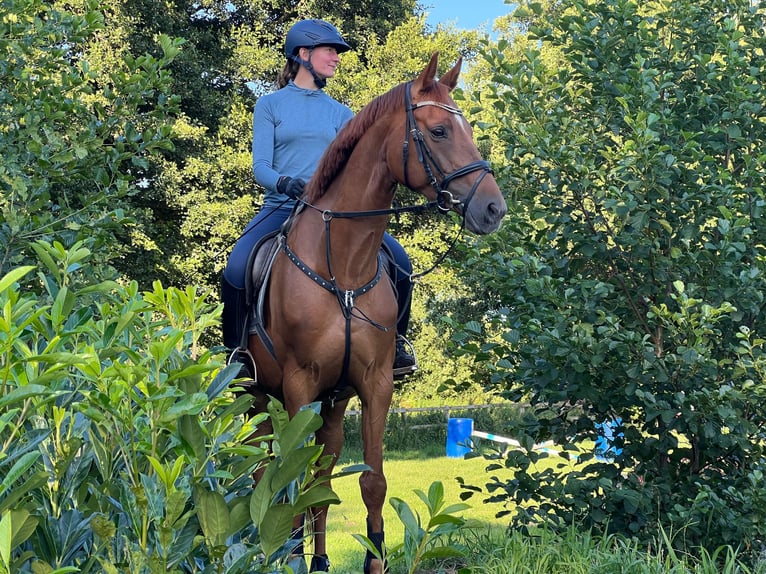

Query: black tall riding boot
[221,275,249,350]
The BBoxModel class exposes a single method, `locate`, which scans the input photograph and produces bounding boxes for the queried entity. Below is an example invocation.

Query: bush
[454,0,766,563]
[0,244,345,573]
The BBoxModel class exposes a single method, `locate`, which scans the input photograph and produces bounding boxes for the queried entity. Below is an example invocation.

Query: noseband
[402,81,493,214]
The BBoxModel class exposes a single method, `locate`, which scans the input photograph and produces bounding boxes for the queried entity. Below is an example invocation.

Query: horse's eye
[430,126,447,139]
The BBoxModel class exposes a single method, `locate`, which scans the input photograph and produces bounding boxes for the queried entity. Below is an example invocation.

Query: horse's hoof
[309,554,331,572]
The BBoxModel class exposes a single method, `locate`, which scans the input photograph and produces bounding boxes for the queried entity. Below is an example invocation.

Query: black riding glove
[277,176,306,199]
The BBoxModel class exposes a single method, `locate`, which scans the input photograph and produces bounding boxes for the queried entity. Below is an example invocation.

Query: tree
[0,0,180,281]
[456,0,766,559]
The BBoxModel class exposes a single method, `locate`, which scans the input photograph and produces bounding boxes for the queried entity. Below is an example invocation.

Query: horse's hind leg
[308,398,349,572]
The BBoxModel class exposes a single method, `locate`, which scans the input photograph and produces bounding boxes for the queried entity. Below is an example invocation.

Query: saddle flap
[245,230,280,306]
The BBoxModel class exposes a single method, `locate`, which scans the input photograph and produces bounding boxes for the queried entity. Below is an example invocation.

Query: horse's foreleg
[308,399,348,572]
[359,392,391,574]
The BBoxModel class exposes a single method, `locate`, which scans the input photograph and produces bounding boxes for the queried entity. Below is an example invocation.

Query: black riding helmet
[284,19,351,88]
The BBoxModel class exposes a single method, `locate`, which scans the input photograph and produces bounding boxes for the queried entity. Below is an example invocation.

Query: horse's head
[396,53,507,234]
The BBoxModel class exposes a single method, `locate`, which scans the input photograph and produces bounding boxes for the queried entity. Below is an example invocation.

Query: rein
[293,80,495,281]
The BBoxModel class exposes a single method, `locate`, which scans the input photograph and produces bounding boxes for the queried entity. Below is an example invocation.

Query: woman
[222,19,417,377]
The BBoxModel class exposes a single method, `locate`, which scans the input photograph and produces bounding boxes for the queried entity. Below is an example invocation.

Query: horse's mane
[305,80,438,201]
[305,83,407,201]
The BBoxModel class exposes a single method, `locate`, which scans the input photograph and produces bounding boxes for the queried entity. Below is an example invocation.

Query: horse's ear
[439,57,462,91]
[413,52,440,93]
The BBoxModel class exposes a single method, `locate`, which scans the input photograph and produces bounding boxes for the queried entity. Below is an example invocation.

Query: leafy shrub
[0,243,345,573]
[0,0,180,279]
[453,0,766,563]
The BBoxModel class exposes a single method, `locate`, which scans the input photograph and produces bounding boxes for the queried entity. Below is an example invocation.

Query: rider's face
[300,46,341,79]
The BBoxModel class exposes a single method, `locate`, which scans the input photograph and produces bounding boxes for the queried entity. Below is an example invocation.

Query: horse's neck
[327,124,397,213]
[296,128,396,285]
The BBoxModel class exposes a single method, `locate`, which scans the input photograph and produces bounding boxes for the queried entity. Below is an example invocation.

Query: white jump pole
[471,430,557,453]
[471,430,520,447]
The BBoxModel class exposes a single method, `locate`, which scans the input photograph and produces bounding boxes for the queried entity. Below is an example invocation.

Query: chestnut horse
[248,53,507,573]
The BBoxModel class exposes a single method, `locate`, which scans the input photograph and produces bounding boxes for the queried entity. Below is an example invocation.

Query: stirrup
[393,335,417,379]
[227,346,257,383]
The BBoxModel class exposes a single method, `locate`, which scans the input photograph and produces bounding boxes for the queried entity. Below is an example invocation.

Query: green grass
[309,447,762,574]
[323,454,493,573]
[456,527,764,574]
[318,443,580,574]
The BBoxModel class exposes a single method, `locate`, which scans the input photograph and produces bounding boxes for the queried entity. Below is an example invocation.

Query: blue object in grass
[595,418,623,461]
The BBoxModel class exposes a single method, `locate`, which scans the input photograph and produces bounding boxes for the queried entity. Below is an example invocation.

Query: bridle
[402,80,493,214]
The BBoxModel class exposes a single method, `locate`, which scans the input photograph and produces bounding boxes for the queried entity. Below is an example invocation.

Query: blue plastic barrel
[446,418,474,458]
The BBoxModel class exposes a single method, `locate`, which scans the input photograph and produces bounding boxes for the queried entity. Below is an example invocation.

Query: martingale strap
[280,235,387,389]
[280,235,385,306]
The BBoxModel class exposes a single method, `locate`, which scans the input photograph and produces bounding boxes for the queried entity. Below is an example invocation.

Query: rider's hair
[277,59,301,89]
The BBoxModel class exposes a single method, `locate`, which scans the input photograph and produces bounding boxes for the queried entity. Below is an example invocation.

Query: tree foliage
[0,0,180,281]
[456,0,766,559]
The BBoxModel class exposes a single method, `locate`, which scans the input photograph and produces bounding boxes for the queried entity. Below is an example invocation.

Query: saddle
[245,229,280,356]
[245,232,396,345]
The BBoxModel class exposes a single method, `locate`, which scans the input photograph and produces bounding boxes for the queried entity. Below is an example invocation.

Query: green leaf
[0,452,41,496]
[159,392,209,422]
[260,503,294,562]
[269,445,323,495]
[228,496,252,536]
[0,472,47,515]
[196,489,230,548]
[250,463,278,525]
[425,481,445,512]
[166,489,189,527]
[146,456,168,487]
[8,509,37,550]
[27,352,94,367]
[328,463,371,480]
[0,385,56,409]
[390,497,420,534]
[427,514,465,529]
[278,407,323,455]
[293,485,340,514]
[0,513,11,569]
[178,414,206,459]
[352,533,387,562]
[0,267,35,293]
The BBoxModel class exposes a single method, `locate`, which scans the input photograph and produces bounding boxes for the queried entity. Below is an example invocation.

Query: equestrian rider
[221,19,417,378]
